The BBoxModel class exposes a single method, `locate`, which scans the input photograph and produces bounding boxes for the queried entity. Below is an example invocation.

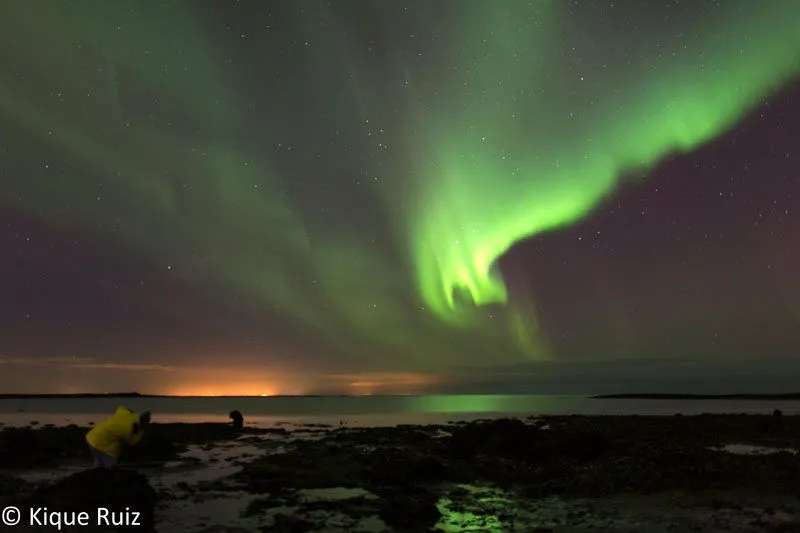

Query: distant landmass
[592,393,800,400]
[0,392,366,398]
[0,392,151,399]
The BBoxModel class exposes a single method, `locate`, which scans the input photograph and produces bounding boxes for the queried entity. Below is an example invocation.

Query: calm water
[0,394,797,428]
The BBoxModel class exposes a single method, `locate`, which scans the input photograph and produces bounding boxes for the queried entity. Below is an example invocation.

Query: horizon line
[3,392,800,400]
[0,392,530,399]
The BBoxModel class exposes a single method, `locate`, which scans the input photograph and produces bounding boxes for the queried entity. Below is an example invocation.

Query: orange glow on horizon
[154,364,312,396]
[162,371,439,396]
[340,372,440,395]
[0,356,443,396]
[164,380,296,397]
[166,387,279,397]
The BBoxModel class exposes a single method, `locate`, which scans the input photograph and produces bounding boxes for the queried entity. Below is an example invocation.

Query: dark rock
[265,513,315,533]
[244,496,282,516]
[6,428,175,469]
[559,427,612,461]
[377,486,440,532]
[0,423,187,469]
[303,496,375,520]
[0,426,88,468]
[198,527,254,533]
[368,449,445,486]
[0,427,39,467]
[23,468,157,531]
[448,417,611,464]
[237,442,365,492]
[0,474,30,505]
[148,422,255,444]
[123,431,182,463]
[449,418,543,460]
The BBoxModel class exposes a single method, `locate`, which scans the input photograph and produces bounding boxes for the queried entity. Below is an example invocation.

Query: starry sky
[1,1,798,396]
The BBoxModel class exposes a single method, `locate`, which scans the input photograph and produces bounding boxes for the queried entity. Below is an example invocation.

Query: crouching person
[86,406,151,469]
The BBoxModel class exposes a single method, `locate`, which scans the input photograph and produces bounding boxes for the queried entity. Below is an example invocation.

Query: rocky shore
[2,414,800,532]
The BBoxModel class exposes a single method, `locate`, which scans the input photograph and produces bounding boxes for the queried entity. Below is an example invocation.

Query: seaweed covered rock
[0,474,29,505]
[449,418,543,459]
[0,427,38,467]
[448,418,610,463]
[377,486,440,532]
[23,468,157,532]
[237,441,366,492]
[122,431,182,463]
[148,422,247,445]
[0,425,183,469]
[367,448,445,486]
[0,422,280,472]
[0,426,88,468]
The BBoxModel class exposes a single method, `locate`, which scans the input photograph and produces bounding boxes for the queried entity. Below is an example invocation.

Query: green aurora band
[0,1,798,368]
[406,2,800,325]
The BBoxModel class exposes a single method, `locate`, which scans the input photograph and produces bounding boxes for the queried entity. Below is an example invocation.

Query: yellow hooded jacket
[85,406,144,458]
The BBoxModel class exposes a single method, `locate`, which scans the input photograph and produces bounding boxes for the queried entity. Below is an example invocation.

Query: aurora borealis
[1,1,799,395]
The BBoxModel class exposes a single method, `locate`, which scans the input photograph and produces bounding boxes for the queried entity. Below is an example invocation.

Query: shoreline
[592,393,800,400]
[2,414,800,531]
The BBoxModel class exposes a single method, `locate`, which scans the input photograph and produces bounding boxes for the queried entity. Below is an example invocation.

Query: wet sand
[2,414,800,532]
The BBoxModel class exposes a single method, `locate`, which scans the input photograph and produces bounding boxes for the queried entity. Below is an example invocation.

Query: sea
[1,394,798,428]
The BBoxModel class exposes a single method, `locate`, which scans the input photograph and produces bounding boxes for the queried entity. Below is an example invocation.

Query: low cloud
[0,356,179,372]
[0,356,95,366]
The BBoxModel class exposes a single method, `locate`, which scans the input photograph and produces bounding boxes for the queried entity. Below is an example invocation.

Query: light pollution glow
[0,357,439,396]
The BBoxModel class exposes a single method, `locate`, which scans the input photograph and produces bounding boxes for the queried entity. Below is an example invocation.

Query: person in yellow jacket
[85,406,151,468]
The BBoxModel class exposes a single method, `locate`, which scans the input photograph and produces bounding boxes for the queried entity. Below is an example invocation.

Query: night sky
[1,1,798,395]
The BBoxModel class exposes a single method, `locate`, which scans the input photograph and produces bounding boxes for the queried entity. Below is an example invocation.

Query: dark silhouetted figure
[229,410,244,432]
